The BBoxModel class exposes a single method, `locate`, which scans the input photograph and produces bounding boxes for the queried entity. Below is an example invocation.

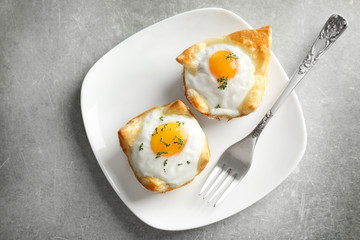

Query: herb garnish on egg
[176,121,185,126]
[217,77,228,90]
[160,116,164,121]
[156,151,168,158]
[173,136,184,150]
[161,124,168,132]
[215,104,221,109]
[152,127,159,136]
[139,143,144,151]
[225,53,239,60]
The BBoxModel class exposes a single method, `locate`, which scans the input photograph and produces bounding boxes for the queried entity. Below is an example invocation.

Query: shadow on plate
[162,74,222,128]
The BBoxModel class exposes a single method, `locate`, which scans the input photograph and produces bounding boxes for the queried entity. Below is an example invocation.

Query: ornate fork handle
[252,14,348,139]
[298,14,348,74]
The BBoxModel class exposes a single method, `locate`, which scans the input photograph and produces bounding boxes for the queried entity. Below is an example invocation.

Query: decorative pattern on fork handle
[298,14,348,74]
[251,111,273,138]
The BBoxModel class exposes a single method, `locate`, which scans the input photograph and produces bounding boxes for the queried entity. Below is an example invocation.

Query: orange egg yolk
[151,122,187,157]
[209,50,238,79]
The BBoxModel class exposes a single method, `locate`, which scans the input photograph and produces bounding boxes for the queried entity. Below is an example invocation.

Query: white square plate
[81,8,307,230]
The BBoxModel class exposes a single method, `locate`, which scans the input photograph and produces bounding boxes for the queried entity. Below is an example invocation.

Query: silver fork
[199,14,348,207]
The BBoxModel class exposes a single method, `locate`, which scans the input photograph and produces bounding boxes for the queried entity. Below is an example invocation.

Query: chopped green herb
[173,136,184,150]
[152,127,158,136]
[177,163,183,166]
[139,143,144,151]
[160,116,164,121]
[218,82,227,90]
[160,123,168,132]
[156,151,168,158]
[163,169,166,173]
[186,161,190,164]
[163,159,168,166]
[162,141,170,147]
[215,104,221,109]
[217,77,228,90]
[169,128,172,131]
[176,121,185,126]
[160,136,163,142]
[225,53,239,60]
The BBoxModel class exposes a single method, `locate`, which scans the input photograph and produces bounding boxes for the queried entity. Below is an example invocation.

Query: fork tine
[213,173,240,207]
[208,168,232,203]
[199,164,223,195]
[203,164,228,199]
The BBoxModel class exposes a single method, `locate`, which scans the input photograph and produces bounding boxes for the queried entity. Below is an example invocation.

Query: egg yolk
[151,122,187,157]
[209,50,238,79]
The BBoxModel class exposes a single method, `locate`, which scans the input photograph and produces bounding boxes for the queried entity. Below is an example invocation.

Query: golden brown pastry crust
[176,26,272,119]
[118,100,210,193]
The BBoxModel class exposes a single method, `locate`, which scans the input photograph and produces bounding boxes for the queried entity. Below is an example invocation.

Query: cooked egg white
[131,108,206,187]
[184,43,255,117]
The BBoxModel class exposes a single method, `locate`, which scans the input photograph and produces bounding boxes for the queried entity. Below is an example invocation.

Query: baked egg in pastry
[176,26,272,119]
[118,100,210,193]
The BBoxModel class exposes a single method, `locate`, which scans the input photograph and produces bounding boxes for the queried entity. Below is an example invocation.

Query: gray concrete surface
[1,0,359,239]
